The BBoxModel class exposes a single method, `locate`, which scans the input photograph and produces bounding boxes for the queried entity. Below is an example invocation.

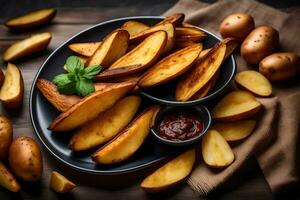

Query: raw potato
[4,8,56,31]
[157,13,185,26]
[68,42,101,57]
[175,27,206,42]
[50,171,76,193]
[69,96,141,151]
[87,29,129,67]
[241,26,279,64]
[121,20,149,36]
[212,90,262,121]
[141,149,195,192]
[138,43,203,88]
[235,70,272,96]
[259,52,300,81]
[3,32,52,62]
[92,106,158,164]
[0,116,13,160]
[202,130,234,167]
[48,81,136,131]
[220,13,255,42]
[0,162,20,192]
[9,136,43,182]
[213,120,256,141]
[95,64,144,80]
[0,63,24,109]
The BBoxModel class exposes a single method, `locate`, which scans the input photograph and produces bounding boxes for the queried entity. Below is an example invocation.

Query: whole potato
[9,136,43,182]
[220,13,255,42]
[241,26,279,64]
[259,52,300,81]
[0,115,13,160]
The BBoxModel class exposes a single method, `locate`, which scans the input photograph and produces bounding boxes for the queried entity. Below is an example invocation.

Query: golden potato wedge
[157,13,185,26]
[109,31,167,71]
[94,64,144,80]
[50,171,76,193]
[4,8,56,31]
[68,42,101,57]
[0,115,13,160]
[212,90,262,121]
[0,162,20,192]
[92,106,158,164]
[176,27,206,42]
[198,48,211,60]
[202,130,234,168]
[87,29,129,67]
[141,149,195,192]
[0,63,24,109]
[174,40,197,49]
[121,20,149,36]
[176,42,226,101]
[235,70,272,97]
[138,43,203,88]
[48,81,136,131]
[213,120,256,141]
[69,96,141,151]
[3,32,52,62]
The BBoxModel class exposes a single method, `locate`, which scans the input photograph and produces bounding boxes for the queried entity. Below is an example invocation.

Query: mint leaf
[66,56,83,73]
[84,65,101,79]
[53,74,76,94]
[76,77,95,97]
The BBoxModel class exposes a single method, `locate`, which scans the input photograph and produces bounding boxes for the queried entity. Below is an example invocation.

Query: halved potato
[213,120,256,141]
[0,63,24,109]
[92,106,158,164]
[4,8,56,31]
[212,90,262,121]
[0,162,20,192]
[176,27,206,42]
[68,42,101,57]
[121,20,149,36]
[176,42,226,101]
[157,13,185,26]
[3,32,52,62]
[50,171,76,193]
[235,70,272,96]
[69,96,141,151]
[138,43,203,88]
[87,29,129,67]
[202,129,234,167]
[95,64,144,80]
[141,149,195,192]
[48,81,136,131]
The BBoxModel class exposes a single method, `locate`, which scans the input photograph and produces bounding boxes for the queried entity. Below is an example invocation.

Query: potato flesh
[50,171,75,193]
[68,42,101,57]
[0,63,21,100]
[121,21,149,36]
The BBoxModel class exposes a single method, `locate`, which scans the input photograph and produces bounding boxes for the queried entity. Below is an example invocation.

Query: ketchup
[158,113,204,141]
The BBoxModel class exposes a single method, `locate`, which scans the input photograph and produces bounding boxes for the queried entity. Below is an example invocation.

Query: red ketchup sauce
[158,113,204,141]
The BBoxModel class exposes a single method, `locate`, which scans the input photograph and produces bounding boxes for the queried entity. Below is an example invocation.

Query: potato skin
[259,52,300,81]
[0,116,13,160]
[8,136,43,182]
[241,26,279,64]
[220,13,254,42]
[0,69,4,88]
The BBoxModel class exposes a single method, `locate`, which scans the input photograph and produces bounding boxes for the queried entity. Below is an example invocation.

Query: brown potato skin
[259,52,300,81]
[0,69,4,88]
[0,116,13,160]
[241,26,279,64]
[8,136,43,182]
[0,162,21,192]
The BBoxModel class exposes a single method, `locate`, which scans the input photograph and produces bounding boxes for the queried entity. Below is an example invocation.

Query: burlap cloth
[164,0,300,196]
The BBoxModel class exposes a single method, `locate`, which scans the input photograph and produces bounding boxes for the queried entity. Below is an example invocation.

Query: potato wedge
[0,63,24,109]
[109,31,167,71]
[4,8,56,31]
[176,27,206,42]
[87,29,129,67]
[157,13,185,26]
[50,171,76,193]
[3,32,52,62]
[92,106,158,164]
[198,48,211,60]
[0,115,13,160]
[212,90,262,121]
[213,120,256,141]
[235,70,272,96]
[0,162,20,192]
[48,81,136,131]
[138,43,203,88]
[174,40,197,49]
[121,20,149,36]
[94,64,144,80]
[69,96,141,151]
[68,42,101,57]
[141,149,195,192]
[176,42,226,101]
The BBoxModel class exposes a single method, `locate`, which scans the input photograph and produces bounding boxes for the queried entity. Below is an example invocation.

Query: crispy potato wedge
[50,171,76,193]
[68,42,101,57]
[176,42,226,101]
[0,162,20,192]
[212,90,262,121]
[3,32,52,62]
[213,120,256,141]
[69,95,141,151]
[95,64,144,80]
[176,27,206,42]
[235,70,272,96]
[198,48,211,60]
[157,13,185,26]
[138,43,203,88]
[48,81,135,131]
[121,20,149,36]
[4,8,56,31]
[0,63,24,109]
[92,106,158,164]
[141,149,195,192]
[87,29,129,67]
[174,40,197,49]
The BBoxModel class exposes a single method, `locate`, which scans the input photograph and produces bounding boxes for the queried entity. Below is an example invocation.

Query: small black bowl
[151,105,211,146]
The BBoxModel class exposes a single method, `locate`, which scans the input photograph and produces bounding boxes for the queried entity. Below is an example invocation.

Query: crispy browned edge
[157,13,185,26]
[94,64,144,80]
